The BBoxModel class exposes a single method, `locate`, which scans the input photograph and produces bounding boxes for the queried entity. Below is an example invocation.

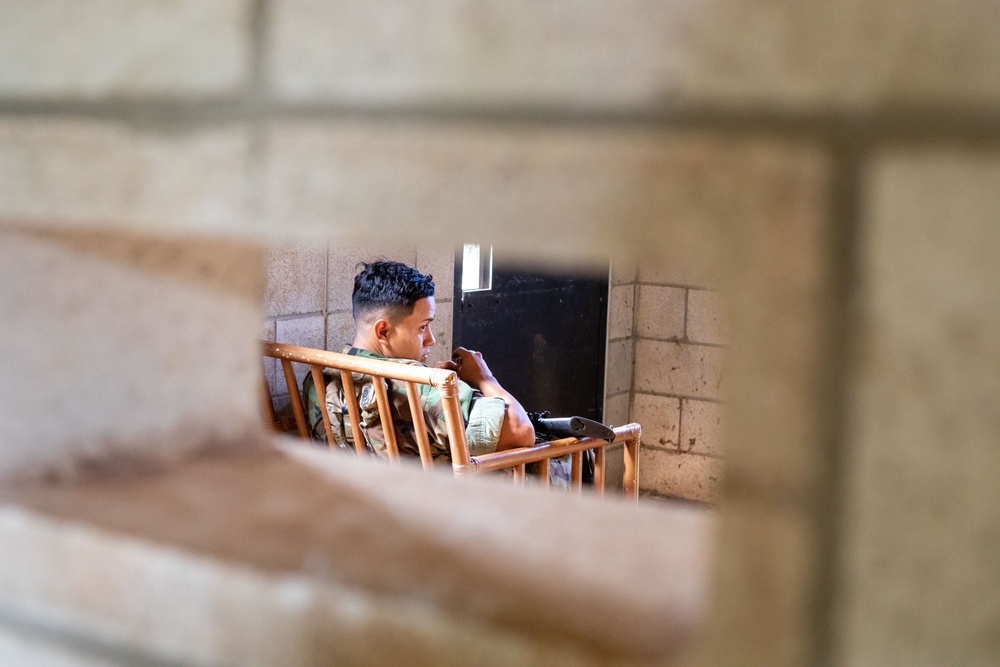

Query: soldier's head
[352,260,437,362]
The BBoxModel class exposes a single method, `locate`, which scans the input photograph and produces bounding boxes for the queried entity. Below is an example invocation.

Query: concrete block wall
[631,266,727,503]
[0,228,266,481]
[603,258,729,502]
[2,2,1000,666]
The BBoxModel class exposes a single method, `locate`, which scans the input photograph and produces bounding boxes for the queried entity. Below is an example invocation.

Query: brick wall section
[631,265,727,503]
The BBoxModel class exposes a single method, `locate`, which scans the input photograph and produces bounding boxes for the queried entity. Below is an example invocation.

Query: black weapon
[527,411,615,441]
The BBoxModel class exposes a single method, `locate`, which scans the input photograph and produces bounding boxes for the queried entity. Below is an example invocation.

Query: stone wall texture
[0,229,265,481]
[836,150,1000,665]
[631,269,729,503]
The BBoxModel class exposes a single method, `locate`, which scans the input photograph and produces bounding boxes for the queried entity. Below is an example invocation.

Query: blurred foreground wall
[1,2,999,665]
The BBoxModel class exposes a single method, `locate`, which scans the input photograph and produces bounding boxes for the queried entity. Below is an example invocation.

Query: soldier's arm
[445,347,535,450]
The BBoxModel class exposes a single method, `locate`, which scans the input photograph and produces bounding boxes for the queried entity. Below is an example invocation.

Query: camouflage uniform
[303,347,507,462]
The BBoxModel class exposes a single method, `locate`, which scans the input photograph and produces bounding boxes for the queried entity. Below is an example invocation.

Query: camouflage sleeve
[324,376,354,449]
[302,372,327,441]
[303,371,353,447]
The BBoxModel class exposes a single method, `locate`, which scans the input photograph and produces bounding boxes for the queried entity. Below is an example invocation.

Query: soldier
[304,260,535,462]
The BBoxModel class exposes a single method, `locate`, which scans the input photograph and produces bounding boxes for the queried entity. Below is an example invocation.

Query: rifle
[527,411,615,442]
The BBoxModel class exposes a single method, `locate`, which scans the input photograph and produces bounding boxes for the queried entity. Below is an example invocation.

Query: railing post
[622,424,641,502]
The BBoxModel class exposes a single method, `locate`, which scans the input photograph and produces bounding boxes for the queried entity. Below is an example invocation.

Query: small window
[461,244,493,292]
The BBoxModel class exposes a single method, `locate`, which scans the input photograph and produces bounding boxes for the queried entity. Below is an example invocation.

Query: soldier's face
[384,296,436,362]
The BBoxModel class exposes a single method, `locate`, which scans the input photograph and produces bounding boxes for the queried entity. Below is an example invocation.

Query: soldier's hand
[449,347,496,389]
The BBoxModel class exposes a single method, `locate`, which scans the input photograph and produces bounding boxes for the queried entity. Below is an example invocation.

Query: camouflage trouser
[523,454,586,487]
[542,456,572,487]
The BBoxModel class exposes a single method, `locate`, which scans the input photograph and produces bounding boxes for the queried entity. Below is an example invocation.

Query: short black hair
[352,260,435,321]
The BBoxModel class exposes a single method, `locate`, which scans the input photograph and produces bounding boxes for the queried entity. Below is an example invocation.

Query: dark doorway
[452,246,608,421]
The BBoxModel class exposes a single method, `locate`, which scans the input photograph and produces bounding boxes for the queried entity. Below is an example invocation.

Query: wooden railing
[262,341,639,499]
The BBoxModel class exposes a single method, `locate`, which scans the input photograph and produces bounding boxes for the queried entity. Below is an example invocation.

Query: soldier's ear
[373,318,391,341]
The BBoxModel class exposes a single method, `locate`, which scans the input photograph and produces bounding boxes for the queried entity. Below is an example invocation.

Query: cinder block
[607,284,635,340]
[686,288,727,346]
[838,150,1000,666]
[0,229,264,481]
[631,394,680,450]
[262,123,744,265]
[0,624,118,667]
[267,2,1000,112]
[0,120,249,231]
[702,144,831,500]
[276,315,325,350]
[634,340,726,400]
[261,320,277,398]
[610,257,636,285]
[426,300,454,367]
[416,245,456,304]
[675,3,1000,111]
[265,241,327,318]
[637,258,710,288]
[707,500,819,667]
[261,320,277,343]
[602,393,630,428]
[639,449,722,503]
[635,285,685,340]
[680,399,724,457]
[604,339,634,396]
[0,0,249,97]
[328,242,417,313]
[326,311,356,353]
[267,0,697,110]
[276,315,326,386]
[0,448,716,666]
